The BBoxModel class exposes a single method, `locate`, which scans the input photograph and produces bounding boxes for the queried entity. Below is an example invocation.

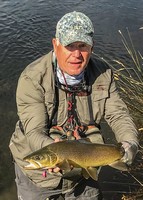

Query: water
[0,0,143,199]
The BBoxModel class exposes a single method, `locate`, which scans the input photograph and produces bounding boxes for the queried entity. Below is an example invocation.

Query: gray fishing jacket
[9,51,138,191]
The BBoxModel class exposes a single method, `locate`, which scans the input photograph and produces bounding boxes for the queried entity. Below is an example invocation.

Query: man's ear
[52,38,57,52]
[52,38,60,55]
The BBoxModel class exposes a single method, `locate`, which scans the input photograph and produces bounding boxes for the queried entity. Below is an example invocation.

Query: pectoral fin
[109,160,128,171]
[56,159,71,173]
[82,167,98,180]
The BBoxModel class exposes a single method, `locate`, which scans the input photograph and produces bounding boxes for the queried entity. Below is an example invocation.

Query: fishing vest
[18,51,112,142]
[41,51,111,140]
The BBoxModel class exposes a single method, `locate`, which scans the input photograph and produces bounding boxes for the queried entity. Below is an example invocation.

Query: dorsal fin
[77,138,92,144]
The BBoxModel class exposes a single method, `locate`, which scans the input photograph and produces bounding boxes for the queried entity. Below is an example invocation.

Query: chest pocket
[93,90,108,101]
[91,84,109,123]
[92,83,109,100]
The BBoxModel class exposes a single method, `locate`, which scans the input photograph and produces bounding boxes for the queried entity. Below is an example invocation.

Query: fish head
[24,154,47,169]
[23,148,58,170]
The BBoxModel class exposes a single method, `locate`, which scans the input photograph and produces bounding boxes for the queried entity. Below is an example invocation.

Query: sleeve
[16,75,53,151]
[104,75,139,145]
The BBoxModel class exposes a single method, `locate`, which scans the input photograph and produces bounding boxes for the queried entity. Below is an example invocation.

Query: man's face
[52,39,92,76]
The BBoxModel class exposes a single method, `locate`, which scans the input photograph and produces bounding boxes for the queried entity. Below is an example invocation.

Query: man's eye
[80,44,86,48]
[67,44,74,48]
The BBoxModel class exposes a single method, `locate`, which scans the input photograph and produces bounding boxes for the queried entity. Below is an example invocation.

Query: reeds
[94,28,143,199]
[110,29,143,200]
[112,29,143,131]
[94,28,143,132]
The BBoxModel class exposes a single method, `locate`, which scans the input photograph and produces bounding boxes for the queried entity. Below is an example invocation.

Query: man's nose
[72,49,81,57]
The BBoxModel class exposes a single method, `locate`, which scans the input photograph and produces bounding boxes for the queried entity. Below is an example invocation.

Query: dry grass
[112,30,143,200]
[94,28,143,199]
[121,186,143,200]
[94,28,143,134]
[112,29,143,132]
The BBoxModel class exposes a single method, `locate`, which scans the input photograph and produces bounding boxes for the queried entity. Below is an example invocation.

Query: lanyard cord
[61,70,81,139]
[61,70,75,127]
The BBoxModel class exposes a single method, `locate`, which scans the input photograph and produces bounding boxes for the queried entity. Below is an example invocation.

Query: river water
[0,0,143,199]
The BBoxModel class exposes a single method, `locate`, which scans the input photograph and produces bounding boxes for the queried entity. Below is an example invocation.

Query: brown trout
[23,139,127,180]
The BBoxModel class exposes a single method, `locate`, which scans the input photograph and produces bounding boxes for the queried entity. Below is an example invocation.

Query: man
[9,11,138,200]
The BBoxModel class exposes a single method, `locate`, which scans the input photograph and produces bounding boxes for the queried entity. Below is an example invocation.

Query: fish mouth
[24,159,43,170]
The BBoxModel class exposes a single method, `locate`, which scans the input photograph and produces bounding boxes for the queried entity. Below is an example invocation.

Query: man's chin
[66,67,84,76]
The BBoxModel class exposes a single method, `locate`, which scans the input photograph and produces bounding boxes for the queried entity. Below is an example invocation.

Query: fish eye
[34,155,43,160]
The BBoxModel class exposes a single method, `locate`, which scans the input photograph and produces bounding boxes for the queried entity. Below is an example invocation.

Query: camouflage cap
[56,11,94,46]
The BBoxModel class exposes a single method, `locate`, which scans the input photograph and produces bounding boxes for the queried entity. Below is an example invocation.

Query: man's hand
[121,141,138,165]
[48,167,61,173]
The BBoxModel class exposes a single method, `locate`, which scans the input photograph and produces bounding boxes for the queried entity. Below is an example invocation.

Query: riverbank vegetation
[95,28,143,199]
[112,29,143,133]
[110,29,143,200]
[98,28,143,133]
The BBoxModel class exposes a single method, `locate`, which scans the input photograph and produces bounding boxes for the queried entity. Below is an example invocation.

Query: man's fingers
[53,167,61,173]
[54,138,61,142]
[48,168,53,173]
[48,167,61,173]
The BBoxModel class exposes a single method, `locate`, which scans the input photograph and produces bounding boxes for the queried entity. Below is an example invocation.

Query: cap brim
[59,34,93,47]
